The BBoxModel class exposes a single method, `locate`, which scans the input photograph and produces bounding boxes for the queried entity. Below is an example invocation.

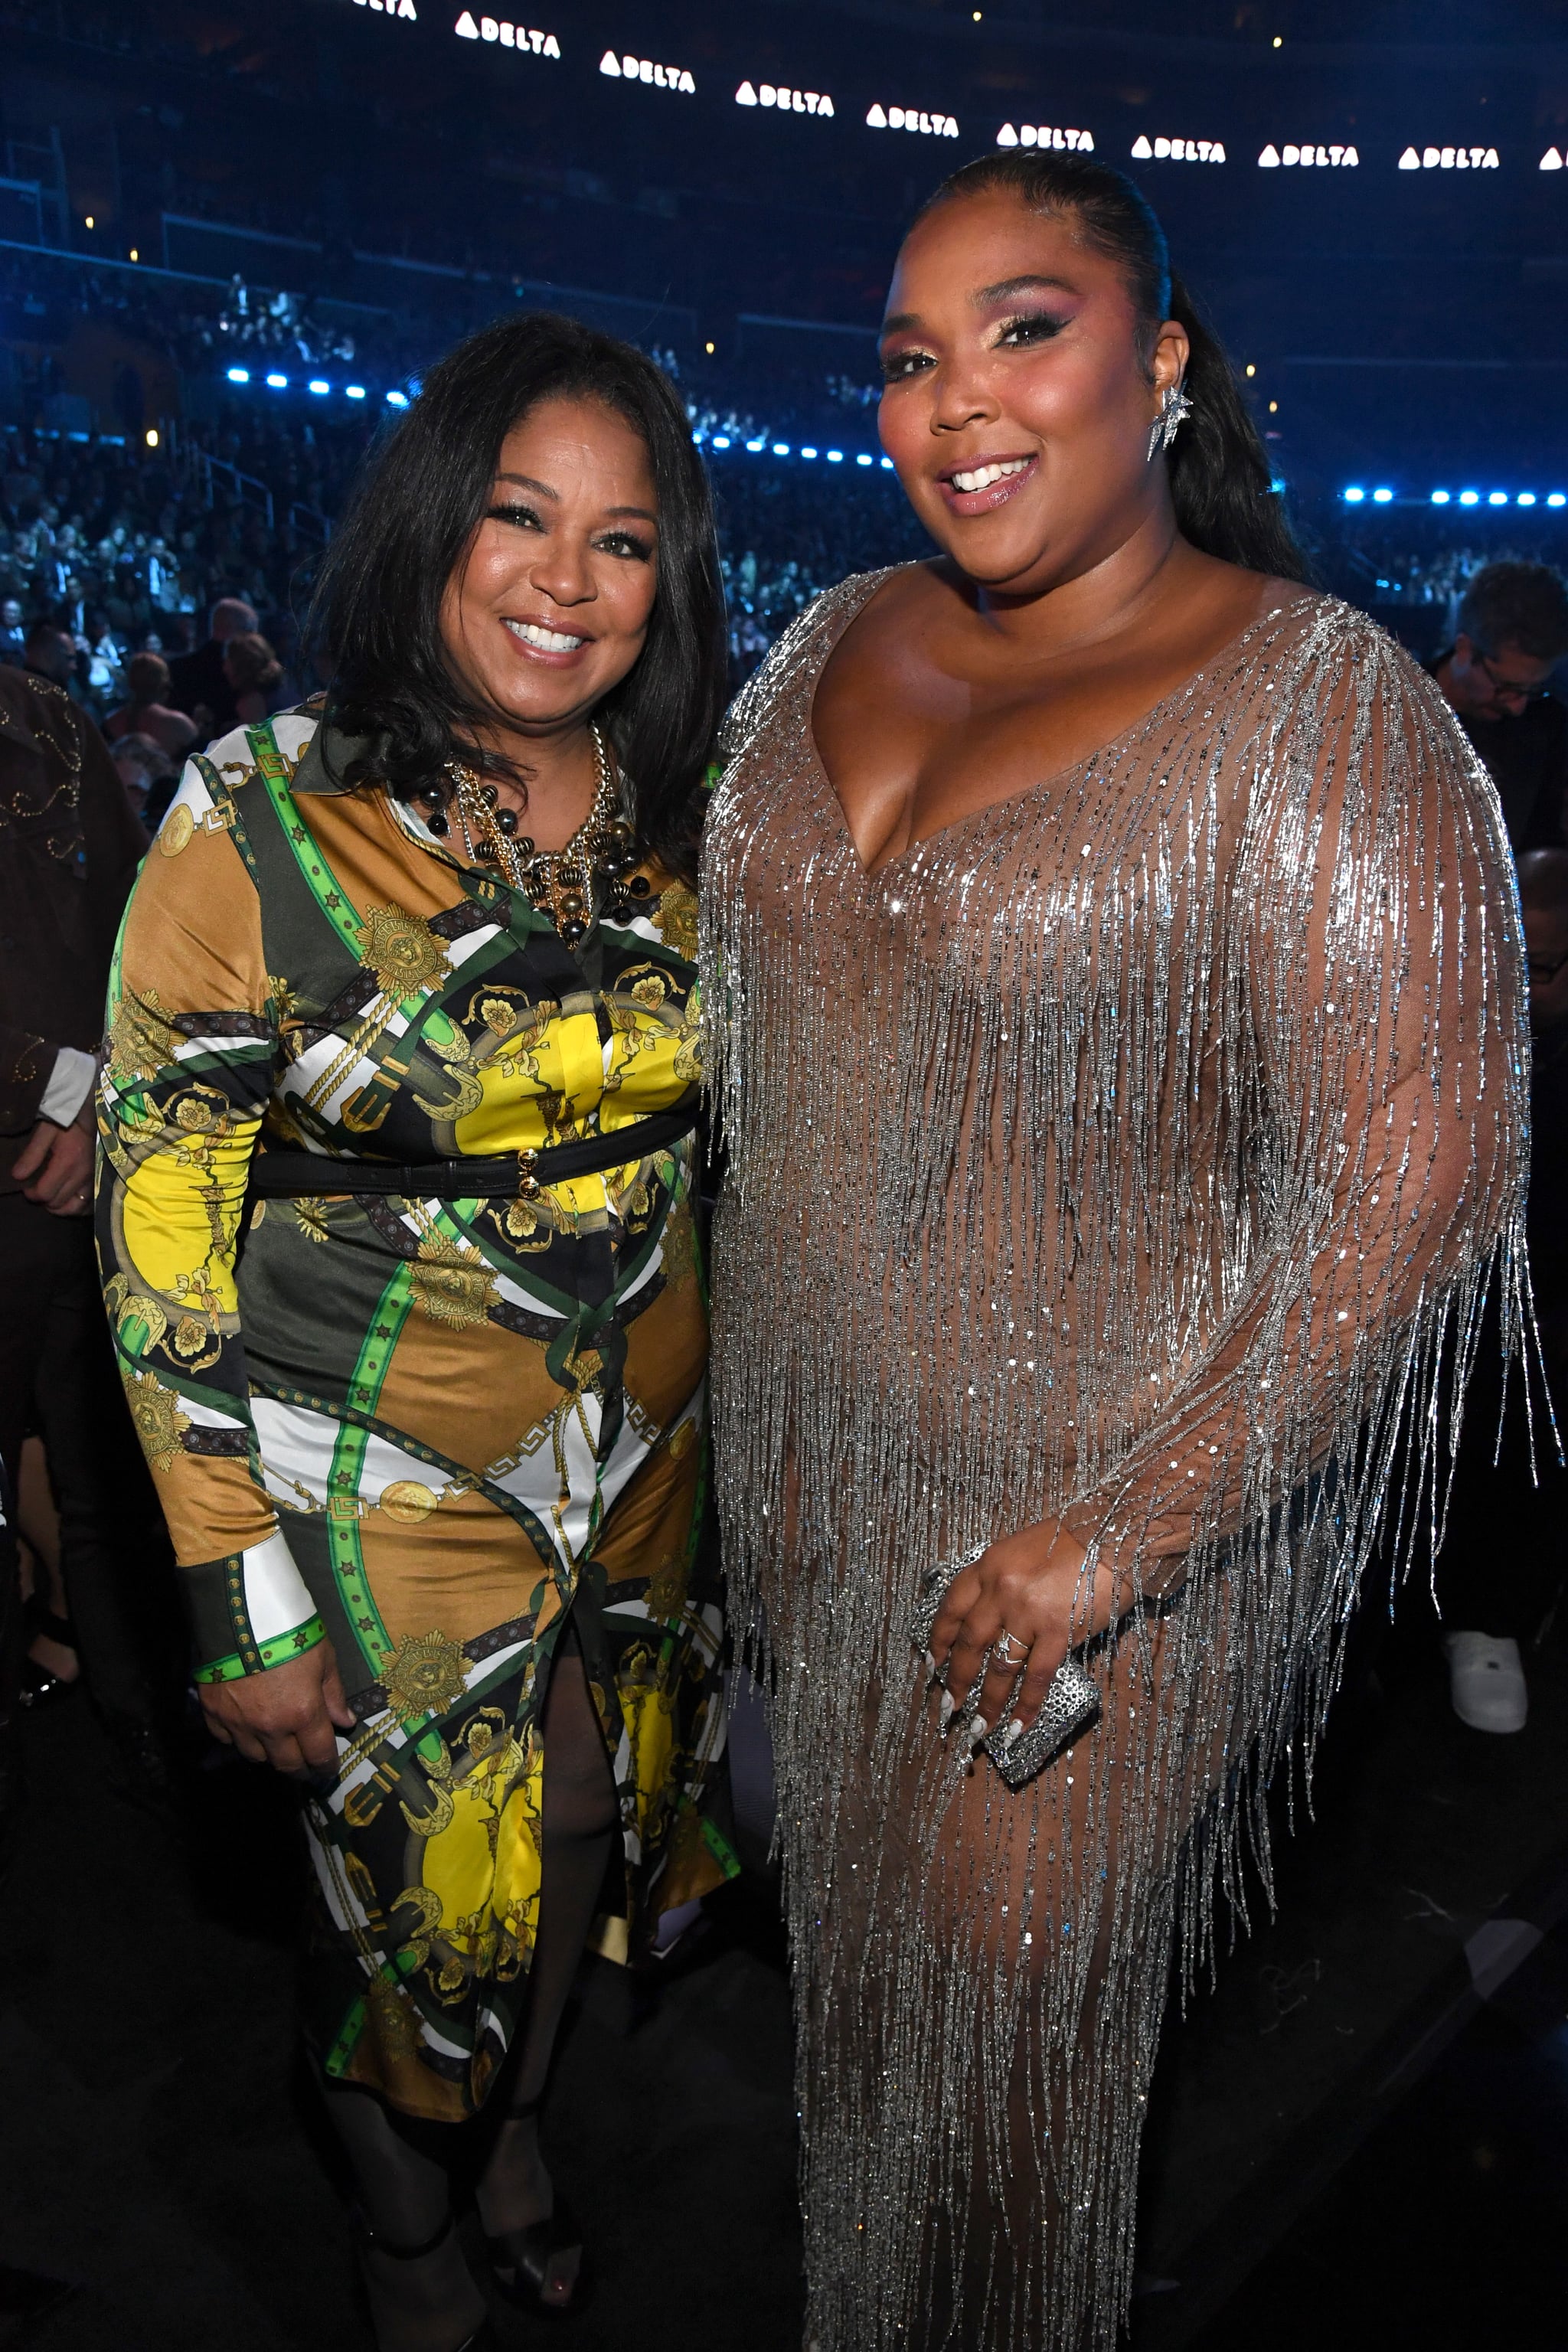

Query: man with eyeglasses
[1429,562,1568,854]
[1429,848,1568,1733]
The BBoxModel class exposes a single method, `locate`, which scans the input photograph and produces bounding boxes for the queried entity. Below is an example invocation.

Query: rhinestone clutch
[911,1550,1102,1788]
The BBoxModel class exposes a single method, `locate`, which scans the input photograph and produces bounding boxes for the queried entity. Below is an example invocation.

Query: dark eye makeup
[879,308,1072,384]
[485,504,654,561]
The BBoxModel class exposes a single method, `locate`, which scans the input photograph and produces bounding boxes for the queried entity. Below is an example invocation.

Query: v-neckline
[802,567,1315,881]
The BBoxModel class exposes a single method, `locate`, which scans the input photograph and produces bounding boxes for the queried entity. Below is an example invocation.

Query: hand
[14,1112,94,1215]
[201,1638,356,1773]
[929,1518,1129,1743]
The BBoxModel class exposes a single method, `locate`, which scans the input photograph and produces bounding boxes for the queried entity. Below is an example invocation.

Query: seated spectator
[108,732,175,834]
[22,622,77,696]
[222,629,286,727]
[167,594,257,741]
[0,599,24,666]
[1429,563,1568,853]
[103,652,198,761]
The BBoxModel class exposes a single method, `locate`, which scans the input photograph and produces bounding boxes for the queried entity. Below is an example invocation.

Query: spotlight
[386,390,409,408]
[1488,491,1508,505]
[773,443,790,456]
[1517,492,1537,506]
[265,372,288,389]
[801,446,818,459]
[129,248,139,263]
[227,367,250,384]
[345,385,366,400]
[1343,486,1366,503]
[712,434,731,449]
[1459,490,1480,505]
[145,428,159,448]
[1244,363,1256,377]
[1550,493,1567,508]
[856,453,873,466]
[880,456,893,469]
[1371,487,1393,503]
[308,380,330,396]
[705,341,715,354]
[827,450,844,463]
[745,437,765,452]
[1431,490,1451,504]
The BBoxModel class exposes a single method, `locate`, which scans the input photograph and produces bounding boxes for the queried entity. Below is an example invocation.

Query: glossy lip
[934,450,1039,518]
[501,612,596,666]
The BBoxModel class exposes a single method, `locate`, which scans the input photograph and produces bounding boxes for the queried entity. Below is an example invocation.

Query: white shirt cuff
[38,1044,97,1129]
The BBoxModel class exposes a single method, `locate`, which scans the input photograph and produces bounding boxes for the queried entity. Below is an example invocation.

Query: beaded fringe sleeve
[699,576,1533,2352]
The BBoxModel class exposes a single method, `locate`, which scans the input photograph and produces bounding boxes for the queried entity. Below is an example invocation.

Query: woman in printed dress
[97,316,733,2352]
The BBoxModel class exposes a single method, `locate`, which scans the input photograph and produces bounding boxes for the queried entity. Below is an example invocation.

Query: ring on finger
[994,1628,1030,1668]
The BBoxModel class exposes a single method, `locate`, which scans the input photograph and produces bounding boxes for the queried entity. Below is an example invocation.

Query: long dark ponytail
[918,152,1309,583]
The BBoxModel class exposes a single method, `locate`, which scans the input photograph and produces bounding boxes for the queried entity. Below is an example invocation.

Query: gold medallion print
[381,1480,439,1526]
[381,1630,470,1723]
[655,884,698,959]
[355,905,452,1001]
[158,802,194,858]
[409,1236,498,1329]
[122,1370,191,1472]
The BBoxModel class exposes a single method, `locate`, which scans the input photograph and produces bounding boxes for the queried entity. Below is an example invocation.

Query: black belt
[246,1103,699,1202]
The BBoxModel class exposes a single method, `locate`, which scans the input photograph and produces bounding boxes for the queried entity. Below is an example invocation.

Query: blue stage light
[227,366,250,384]
[828,449,844,463]
[1431,490,1450,504]
[1517,492,1537,506]
[308,380,330,396]
[1550,493,1567,508]
[773,443,790,456]
[801,446,818,459]
[856,453,873,466]
[1488,491,1508,505]
[880,456,894,470]
[1372,487,1393,503]
[1459,490,1480,505]
[745,437,764,452]
[711,434,730,449]
[386,390,409,408]
[345,385,366,400]
[266,372,288,389]
[1343,486,1365,503]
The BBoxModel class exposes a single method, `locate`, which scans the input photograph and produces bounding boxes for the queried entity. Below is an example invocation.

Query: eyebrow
[880,273,1080,341]
[495,471,658,524]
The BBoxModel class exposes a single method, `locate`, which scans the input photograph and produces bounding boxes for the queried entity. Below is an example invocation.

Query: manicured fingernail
[939,1690,956,1731]
[921,1650,938,1676]
[999,1717,1023,1752]
[968,1715,988,1749]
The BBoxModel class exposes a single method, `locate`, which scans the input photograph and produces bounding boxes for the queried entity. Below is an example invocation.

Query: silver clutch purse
[911,1549,1101,1788]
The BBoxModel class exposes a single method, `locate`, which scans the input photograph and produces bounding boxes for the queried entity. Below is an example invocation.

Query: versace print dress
[96,710,733,2122]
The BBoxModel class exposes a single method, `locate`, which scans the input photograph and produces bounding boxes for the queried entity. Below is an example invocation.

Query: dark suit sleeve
[0,1021,58,1135]
[78,712,148,952]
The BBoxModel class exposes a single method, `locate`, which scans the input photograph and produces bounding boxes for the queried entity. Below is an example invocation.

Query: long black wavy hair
[309,311,726,882]
[918,152,1309,583]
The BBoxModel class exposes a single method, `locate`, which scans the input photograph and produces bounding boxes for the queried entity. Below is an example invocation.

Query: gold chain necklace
[420,724,646,946]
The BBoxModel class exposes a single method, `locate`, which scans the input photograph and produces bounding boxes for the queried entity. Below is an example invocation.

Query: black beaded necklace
[415,724,651,946]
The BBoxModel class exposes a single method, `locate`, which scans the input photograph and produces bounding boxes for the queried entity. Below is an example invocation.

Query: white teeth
[506,619,587,653]
[950,457,1031,494]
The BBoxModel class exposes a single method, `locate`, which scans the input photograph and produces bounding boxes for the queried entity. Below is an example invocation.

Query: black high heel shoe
[20,1601,80,1709]
[352,2210,498,2352]
[481,2101,587,2318]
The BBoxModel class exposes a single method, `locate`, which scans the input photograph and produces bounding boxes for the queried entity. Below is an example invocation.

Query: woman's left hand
[927,1519,1128,1741]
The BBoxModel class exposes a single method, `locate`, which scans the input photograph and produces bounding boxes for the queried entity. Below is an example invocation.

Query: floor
[2,1596,1566,2352]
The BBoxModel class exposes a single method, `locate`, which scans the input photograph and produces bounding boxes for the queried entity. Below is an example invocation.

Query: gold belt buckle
[515,1148,541,1200]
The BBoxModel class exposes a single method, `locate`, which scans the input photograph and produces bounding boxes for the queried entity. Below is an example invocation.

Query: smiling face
[877,190,1188,599]
[439,394,660,742]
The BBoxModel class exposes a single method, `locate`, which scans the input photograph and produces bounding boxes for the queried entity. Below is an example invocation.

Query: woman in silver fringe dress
[701,154,1529,2351]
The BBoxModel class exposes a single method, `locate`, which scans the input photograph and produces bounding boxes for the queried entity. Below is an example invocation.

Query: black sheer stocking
[476,1626,619,2239]
[321,2084,487,2352]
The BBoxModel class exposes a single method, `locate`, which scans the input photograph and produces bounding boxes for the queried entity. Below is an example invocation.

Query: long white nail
[939,1690,956,1731]
[998,1717,1023,1753]
[968,1715,988,1749]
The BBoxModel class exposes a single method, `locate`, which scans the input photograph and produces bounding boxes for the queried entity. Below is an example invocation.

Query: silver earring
[1146,382,1193,463]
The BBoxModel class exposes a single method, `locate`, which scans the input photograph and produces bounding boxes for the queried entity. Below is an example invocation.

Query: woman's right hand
[201,1638,357,1773]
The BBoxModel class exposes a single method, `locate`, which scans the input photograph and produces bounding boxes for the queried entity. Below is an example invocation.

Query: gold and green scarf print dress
[96,711,735,2122]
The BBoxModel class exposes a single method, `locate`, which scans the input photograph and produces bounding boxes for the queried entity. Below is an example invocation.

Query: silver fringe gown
[700,573,1530,2352]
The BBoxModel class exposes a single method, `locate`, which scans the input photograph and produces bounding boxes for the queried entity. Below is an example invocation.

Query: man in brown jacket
[0,666,175,1837]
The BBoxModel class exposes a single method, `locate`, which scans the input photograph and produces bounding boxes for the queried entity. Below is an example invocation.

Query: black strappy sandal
[482,2102,588,2318]
[351,2210,499,2352]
